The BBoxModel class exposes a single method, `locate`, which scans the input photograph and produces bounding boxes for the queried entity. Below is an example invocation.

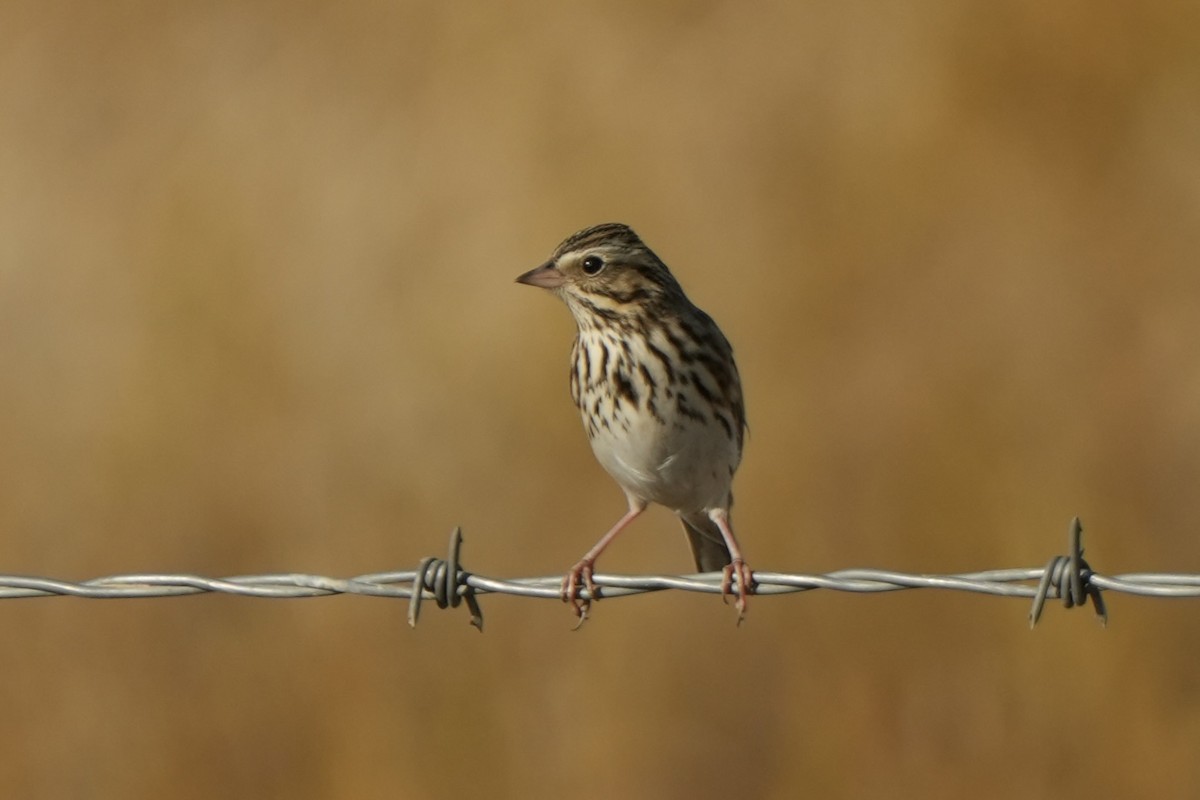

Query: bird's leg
[708,508,754,623]
[562,501,646,623]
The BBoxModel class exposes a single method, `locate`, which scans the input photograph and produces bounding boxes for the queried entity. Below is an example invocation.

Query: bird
[516,223,753,623]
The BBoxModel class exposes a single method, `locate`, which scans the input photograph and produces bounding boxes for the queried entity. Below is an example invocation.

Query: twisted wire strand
[1,519,1195,630]
[5,567,1197,600]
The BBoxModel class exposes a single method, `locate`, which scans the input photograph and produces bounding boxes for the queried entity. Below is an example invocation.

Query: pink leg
[563,500,647,622]
[708,508,754,623]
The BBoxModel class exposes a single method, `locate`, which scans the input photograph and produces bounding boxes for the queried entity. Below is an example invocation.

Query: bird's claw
[721,559,755,624]
[561,560,598,626]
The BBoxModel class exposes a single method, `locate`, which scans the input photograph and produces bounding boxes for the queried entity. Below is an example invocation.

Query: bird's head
[516,223,684,329]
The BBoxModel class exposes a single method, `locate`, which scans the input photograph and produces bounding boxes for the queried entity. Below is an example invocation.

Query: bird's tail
[679,511,733,572]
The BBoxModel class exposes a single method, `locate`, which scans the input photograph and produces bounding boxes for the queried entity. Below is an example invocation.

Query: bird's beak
[516,260,566,289]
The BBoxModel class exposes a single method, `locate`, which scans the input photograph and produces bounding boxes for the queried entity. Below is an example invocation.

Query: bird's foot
[721,559,755,625]
[561,559,598,627]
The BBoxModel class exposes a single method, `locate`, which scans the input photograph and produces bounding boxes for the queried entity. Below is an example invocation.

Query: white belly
[585,406,736,513]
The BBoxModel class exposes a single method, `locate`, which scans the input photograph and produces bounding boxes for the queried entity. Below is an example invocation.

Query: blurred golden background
[2,1,1199,797]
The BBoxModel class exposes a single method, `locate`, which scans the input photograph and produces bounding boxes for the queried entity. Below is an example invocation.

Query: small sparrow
[518,223,753,622]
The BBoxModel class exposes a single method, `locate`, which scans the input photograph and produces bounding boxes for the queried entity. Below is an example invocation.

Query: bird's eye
[581,255,605,276]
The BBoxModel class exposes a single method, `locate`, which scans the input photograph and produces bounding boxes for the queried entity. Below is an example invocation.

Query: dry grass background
[2,1,1199,797]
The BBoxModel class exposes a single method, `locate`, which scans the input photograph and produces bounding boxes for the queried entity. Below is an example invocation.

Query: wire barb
[1029,517,1108,628]
[407,527,483,631]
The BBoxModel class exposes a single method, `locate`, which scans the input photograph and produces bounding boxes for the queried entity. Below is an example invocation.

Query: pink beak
[516,261,566,289]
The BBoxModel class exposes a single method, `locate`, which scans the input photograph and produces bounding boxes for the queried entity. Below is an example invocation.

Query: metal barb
[1029,517,1108,628]
[406,527,484,631]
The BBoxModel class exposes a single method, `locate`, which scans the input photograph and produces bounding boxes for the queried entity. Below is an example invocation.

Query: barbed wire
[2,518,1197,631]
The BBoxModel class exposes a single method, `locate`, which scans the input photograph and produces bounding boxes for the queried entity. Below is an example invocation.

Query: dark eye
[581,255,605,276]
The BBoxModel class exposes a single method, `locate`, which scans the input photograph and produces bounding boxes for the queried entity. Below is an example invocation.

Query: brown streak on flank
[613,368,639,406]
[688,369,717,405]
[638,361,666,423]
[664,324,697,364]
[645,339,676,382]
[646,394,664,424]
[637,361,657,393]
[675,392,707,423]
